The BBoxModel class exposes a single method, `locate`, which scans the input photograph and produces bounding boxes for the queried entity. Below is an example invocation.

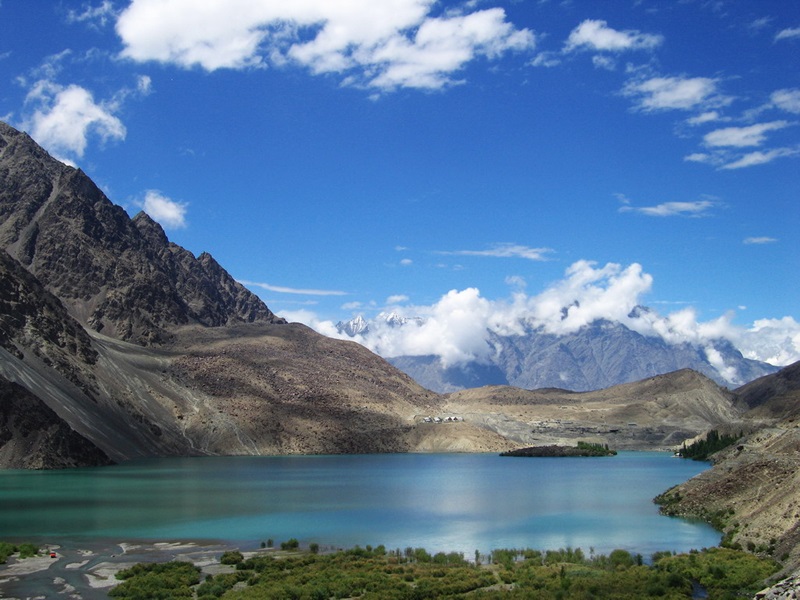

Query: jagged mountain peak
[132,211,169,247]
[336,314,370,337]
[0,121,283,344]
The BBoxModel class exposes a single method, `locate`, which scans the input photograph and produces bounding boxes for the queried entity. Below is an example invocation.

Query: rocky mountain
[0,121,440,468]
[0,121,283,345]
[337,314,778,392]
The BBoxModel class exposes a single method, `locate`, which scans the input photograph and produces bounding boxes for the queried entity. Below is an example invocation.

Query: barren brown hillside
[443,369,743,450]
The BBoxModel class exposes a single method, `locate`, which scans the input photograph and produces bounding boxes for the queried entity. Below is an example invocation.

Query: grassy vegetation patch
[107,543,780,599]
[109,560,201,599]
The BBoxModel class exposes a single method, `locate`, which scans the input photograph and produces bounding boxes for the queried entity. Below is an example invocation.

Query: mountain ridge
[335,313,778,392]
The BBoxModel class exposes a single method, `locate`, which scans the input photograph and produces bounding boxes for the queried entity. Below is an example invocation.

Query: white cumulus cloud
[141,190,188,229]
[115,0,535,92]
[21,82,125,162]
[737,317,800,366]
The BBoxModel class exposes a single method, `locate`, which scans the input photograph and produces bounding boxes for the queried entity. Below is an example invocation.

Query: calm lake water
[0,452,719,557]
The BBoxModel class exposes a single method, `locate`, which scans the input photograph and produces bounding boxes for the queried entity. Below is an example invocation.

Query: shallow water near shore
[0,452,718,556]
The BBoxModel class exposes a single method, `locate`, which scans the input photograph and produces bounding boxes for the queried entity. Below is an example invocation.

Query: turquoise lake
[0,452,719,557]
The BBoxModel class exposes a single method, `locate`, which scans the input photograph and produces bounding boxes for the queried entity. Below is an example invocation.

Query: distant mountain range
[336,312,778,393]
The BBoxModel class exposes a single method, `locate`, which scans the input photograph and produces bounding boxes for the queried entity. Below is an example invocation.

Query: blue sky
[1,0,798,368]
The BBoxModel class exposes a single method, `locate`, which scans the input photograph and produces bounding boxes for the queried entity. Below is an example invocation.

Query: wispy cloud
[775,26,800,42]
[703,121,792,148]
[719,147,799,170]
[623,74,729,112]
[67,1,117,28]
[686,111,725,126]
[771,88,800,114]
[115,1,535,92]
[440,243,554,261]
[564,19,663,53]
[685,117,798,169]
[743,236,778,245]
[241,280,348,296]
[619,198,717,217]
[747,17,773,33]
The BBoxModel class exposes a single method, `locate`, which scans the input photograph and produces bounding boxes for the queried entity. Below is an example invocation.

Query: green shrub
[17,543,39,558]
[220,550,243,565]
[280,538,299,551]
[0,542,16,564]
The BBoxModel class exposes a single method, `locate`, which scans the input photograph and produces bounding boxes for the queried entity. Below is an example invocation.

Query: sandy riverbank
[0,539,254,599]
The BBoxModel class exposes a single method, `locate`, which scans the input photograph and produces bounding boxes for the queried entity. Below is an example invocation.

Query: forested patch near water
[677,430,741,461]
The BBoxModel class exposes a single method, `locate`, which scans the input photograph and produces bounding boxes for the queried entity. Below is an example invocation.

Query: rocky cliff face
[0,121,283,345]
[489,321,775,391]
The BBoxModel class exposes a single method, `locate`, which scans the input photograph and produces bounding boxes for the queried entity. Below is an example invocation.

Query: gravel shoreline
[0,539,251,599]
